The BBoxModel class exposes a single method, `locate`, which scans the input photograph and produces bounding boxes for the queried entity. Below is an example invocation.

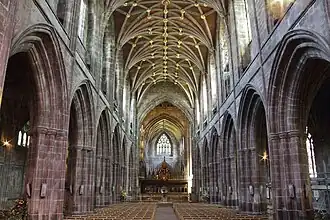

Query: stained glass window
[156,134,172,155]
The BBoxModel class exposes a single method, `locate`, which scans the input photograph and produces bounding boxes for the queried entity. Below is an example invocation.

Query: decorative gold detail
[157,157,171,181]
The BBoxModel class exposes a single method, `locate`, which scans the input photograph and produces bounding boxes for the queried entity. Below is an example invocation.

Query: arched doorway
[238,87,270,214]
[65,84,94,215]
[222,112,238,208]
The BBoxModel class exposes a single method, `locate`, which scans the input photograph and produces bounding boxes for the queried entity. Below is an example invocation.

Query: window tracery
[156,134,172,156]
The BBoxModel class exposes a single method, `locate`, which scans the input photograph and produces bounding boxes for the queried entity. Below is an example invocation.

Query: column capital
[31,126,67,138]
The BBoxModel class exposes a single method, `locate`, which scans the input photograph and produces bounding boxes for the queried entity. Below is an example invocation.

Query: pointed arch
[121,135,128,191]
[112,124,121,202]
[65,83,95,215]
[5,23,68,218]
[268,29,330,133]
[202,138,210,195]
[95,109,111,207]
[267,29,330,219]
[210,127,220,203]
[128,145,134,194]
[221,111,238,207]
[11,23,68,130]
[238,86,269,213]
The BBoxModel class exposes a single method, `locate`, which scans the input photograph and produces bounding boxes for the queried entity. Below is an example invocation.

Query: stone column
[26,127,67,219]
[269,132,313,220]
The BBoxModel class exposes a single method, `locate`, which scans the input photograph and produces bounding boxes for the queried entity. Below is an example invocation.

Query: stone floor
[64,203,269,220]
[155,206,178,220]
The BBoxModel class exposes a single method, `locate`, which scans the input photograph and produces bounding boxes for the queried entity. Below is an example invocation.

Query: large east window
[156,134,172,156]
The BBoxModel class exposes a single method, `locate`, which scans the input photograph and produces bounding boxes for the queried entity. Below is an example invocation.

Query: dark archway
[201,138,210,202]
[0,53,35,210]
[238,87,270,214]
[268,29,330,219]
[65,83,94,215]
[193,146,202,201]
[121,137,127,194]
[222,112,238,208]
[95,110,111,208]
[209,127,219,204]
[1,24,68,219]
[128,146,134,197]
[112,124,121,203]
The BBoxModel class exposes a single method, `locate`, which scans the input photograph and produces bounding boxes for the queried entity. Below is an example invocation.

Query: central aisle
[155,206,179,220]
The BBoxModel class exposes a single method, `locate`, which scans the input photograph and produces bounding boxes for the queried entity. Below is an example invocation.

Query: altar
[141,179,188,194]
[140,157,188,202]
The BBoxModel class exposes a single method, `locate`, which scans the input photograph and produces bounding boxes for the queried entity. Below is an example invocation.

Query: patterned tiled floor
[64,203,269,220]
[64,203,157,220]
[174,203,269,220]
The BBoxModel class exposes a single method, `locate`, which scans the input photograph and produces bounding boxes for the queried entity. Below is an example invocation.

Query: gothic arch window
[234,0,252,73]
[195,98,201,126]
[218,15,231,100]
[202,75,208,119]
[209,53,217,108]
[266,0,294,29]
[78,0,88,43]
[306,126,317,178]
[156,133,172,156]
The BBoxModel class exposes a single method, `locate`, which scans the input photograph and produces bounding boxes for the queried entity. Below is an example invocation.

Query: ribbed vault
[140,102,189,159]
[112,0,221,106]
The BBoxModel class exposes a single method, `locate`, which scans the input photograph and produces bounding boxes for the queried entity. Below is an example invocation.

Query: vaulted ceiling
[112,0,222,109]
[140,101,188,148]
